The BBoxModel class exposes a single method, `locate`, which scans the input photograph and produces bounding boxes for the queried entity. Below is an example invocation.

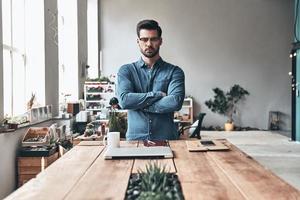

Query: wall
[100,0,294,130]
[0,0,3,120]
[77,0,87,99]
[0,119,71,199]
[45,0,59,116]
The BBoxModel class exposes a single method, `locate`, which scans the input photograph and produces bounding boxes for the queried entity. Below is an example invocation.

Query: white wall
[100,0,293,130]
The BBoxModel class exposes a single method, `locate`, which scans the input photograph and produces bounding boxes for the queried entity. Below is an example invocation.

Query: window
[87,0,99,79]
[58,0,79,103]
[2,0,45,117]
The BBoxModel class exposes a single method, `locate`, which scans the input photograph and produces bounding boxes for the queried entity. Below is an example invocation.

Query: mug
[103,132,120,148]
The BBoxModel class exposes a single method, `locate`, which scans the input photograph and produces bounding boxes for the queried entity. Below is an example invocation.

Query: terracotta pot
[224,123,234,131]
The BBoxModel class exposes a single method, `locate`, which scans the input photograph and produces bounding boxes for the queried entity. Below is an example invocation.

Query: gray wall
[0,119,71,199]
[100,0,293,130]
[78,0,88,99]
[0,0,3,120]
[45,0,59,116]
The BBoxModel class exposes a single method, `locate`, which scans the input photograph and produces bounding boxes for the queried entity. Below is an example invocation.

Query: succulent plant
[126,162,184,200]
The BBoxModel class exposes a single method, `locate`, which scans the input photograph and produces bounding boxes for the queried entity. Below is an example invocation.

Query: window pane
[87,0,99,78]
[12,0,25,50]
[12,52,26,115]
[25,0,45,105]
[2,0,11,45]
[3,50,12,116]
[58,0,79,102]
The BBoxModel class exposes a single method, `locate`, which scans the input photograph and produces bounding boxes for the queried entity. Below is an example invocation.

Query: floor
[200,131,300,191]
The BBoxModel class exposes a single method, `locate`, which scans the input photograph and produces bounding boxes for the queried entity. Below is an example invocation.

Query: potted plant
[205,84,249,131]
[108,110,127,138]
[125,162,184,200]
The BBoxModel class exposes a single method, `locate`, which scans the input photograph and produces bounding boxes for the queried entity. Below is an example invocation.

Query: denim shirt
[117,57,185,140]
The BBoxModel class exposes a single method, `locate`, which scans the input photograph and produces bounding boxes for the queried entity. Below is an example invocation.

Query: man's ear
[137,38,139,44]
[159,38,163,46]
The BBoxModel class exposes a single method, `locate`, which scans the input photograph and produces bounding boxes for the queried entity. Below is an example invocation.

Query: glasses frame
[138,37,161,43]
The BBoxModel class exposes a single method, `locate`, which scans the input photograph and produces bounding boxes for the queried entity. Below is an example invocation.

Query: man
[117,19,185,140]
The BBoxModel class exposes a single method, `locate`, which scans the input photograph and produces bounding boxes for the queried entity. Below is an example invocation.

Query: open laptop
[104,146,173,160]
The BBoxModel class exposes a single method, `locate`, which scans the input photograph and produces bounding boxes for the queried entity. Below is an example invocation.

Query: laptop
[104,146,173,160]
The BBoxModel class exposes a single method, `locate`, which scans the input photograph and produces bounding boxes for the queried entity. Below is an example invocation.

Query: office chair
[179,113,206,139]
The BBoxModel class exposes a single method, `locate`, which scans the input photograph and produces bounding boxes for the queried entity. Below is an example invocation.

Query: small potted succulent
[205,84,249,131]
[126,162,184,200]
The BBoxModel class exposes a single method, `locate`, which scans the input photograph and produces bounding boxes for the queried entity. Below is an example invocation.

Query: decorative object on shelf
[174,97,193,124]
[27,93,36,110]
[59,93,72,114]
[86,75,112,84]
[83,123,95,137]
[125,162,184,200]
[205,84,249,131]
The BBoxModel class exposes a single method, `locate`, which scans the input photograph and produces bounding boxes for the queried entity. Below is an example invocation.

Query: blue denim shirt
[117,58,185,140]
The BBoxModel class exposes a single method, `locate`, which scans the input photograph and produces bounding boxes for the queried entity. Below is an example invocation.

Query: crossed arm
[117,65,185,113]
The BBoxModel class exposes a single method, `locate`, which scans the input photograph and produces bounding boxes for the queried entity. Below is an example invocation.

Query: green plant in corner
[205,84,249,130]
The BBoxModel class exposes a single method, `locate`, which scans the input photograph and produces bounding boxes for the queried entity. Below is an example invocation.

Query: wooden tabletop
[5,140,300,200]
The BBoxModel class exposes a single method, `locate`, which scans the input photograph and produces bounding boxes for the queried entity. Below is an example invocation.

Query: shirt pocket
[152,79,170,93]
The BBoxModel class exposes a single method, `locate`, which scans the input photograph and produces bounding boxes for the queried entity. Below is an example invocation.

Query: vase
[224,122,234,131]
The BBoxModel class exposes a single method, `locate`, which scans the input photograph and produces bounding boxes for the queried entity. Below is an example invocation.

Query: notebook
[104,146,173,160]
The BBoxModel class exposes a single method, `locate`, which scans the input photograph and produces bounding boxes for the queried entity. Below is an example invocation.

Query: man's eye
[140,38,148,42]
[139,37,160,43]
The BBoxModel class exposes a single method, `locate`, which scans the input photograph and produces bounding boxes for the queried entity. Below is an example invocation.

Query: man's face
[137,29,162,58]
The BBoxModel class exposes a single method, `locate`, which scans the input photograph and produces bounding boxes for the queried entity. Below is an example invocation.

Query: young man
[117,19,185,140]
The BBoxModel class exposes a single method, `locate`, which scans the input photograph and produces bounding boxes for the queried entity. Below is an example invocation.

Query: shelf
[182,105,192,108]
[85,100,105,103]
[174,98,193,124]
[86,108,102,111]
[84,82,116,111]
[86,92,114,95]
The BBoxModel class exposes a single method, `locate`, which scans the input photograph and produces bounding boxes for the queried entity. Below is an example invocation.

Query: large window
[2,0,45,117]
[87,0,99,79]
[58,0,79,103]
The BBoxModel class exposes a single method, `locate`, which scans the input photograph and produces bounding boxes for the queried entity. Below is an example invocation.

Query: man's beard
[141,47,160,58]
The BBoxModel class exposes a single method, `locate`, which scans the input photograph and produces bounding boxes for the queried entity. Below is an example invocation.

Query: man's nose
[146,40,151,45]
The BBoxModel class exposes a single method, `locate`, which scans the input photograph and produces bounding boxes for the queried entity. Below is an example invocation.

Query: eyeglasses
[139,37,160,43]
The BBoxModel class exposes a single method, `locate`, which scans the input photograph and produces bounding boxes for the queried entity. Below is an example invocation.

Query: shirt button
[149,120,152,123]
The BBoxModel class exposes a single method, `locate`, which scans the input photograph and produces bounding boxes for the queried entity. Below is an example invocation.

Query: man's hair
[136,19,162,38]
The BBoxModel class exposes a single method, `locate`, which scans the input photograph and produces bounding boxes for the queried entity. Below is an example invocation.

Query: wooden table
[5,140,300,200]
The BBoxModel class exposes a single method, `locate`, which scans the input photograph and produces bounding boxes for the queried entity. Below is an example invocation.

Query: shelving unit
[84,82,116,112]
[174,98,193,124]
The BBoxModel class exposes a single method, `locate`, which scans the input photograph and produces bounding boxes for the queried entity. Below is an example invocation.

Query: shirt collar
[138,57,164,69]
